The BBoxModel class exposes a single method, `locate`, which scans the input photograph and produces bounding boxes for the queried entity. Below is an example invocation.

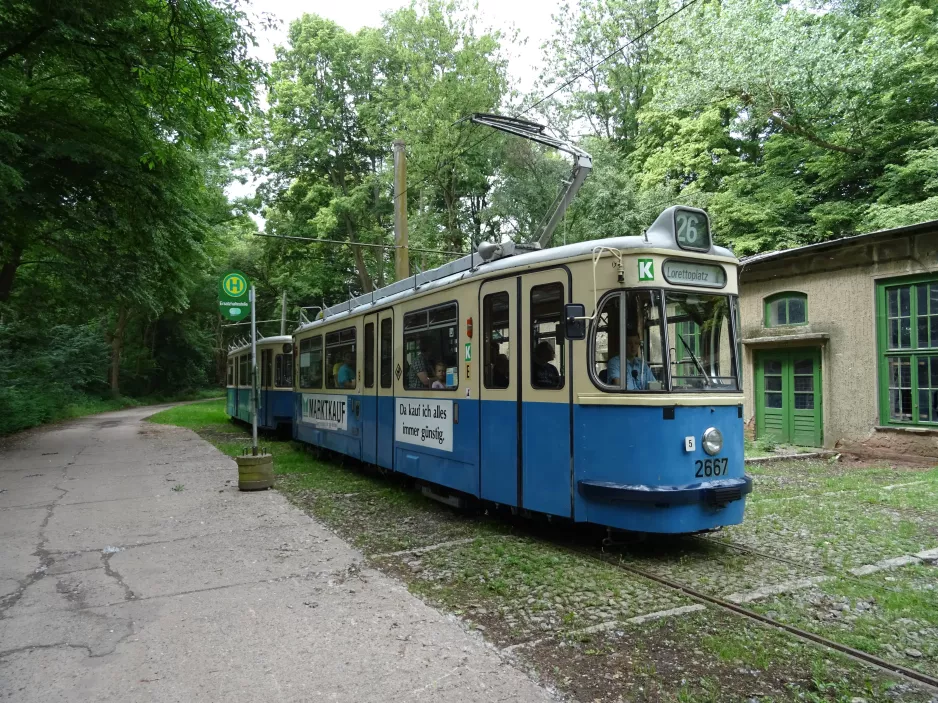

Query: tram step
[421,485,465,509]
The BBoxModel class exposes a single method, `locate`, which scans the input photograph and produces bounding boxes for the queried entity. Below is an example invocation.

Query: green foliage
[259,1,510,299]
[0,321,111,435]
[0,0,261,429]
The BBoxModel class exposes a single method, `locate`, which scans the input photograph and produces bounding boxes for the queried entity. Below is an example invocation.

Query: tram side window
[364,322,375,388]
[299,336,323,389]
[404,302,458,390]
[275,354,293,388]
[261,349,271,387]
[592,291,665,391]
[239,354,249,387]
[530,283,564,389]
[227,360,233,386]
[326,327,356,389]
[380,318,393,388]
[483,293,510,389]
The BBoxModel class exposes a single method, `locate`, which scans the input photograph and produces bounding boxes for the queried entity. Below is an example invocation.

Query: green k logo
[638,259,654,281]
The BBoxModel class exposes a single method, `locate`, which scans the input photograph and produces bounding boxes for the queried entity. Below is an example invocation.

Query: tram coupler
[602,527,647,548]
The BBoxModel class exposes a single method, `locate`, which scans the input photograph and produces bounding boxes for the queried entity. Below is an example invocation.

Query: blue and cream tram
[291,206,750,534]
[226,335,294,431]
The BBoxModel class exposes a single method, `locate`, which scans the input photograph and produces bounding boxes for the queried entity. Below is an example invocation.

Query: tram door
[479,279,519,506]
[362,310,395,469]
[362,314,379,465]
[521,271,571,518]
[479,272,572,516]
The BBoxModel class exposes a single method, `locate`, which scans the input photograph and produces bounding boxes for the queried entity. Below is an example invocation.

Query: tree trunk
[215,314,227,385]
[0,245,23,302]
[351,244,374,293]
[343,216,374,292]
[109,305,129,397]
[375,247,386,289]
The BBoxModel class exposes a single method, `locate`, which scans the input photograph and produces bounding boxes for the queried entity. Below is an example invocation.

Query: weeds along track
[558,540,938,694]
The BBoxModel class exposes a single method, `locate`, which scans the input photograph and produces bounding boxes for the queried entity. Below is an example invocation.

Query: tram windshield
[665,292,738,391]
[591,290,738,392]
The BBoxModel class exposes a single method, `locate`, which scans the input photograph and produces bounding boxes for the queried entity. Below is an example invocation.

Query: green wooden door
[756,349,822,446]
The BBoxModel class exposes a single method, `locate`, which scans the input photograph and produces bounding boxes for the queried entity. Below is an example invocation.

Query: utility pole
[393,140,410,281]
[280,290,287,336]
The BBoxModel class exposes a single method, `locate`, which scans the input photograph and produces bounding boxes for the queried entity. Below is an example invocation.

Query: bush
[0,321,110,435]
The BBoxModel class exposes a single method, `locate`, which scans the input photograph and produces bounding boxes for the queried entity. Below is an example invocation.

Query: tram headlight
[702,427,723,456]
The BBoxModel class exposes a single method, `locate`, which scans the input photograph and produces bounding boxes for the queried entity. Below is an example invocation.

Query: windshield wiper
[677,333,711,387]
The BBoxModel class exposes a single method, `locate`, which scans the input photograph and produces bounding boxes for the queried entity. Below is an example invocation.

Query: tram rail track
[558,541,938,694]
[688,533,918,597]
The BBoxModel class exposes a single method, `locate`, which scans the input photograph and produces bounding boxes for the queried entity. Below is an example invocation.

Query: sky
[230,0,562,208]
[245,0,559,91]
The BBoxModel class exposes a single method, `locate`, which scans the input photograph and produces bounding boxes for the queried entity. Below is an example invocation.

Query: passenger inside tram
[431,361,447,389]
[337,351,356,388]
[532,341,561,388]
[595,291,664,390]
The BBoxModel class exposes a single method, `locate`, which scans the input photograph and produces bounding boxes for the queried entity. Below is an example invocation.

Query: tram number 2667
[695,458,728,478]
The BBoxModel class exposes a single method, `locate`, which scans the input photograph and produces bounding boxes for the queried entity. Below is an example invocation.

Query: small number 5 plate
[695,457,728,478]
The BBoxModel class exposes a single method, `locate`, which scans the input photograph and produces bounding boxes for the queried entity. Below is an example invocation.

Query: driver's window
[626,290,665,391]
[593,295,620,388]
[592,291,664,391]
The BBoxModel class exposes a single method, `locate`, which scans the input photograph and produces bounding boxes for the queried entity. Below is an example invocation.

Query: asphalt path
[0,405,555,702]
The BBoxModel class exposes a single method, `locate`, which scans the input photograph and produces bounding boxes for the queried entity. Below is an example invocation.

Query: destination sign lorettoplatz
[662,259,726,289]
[218,270,250,319]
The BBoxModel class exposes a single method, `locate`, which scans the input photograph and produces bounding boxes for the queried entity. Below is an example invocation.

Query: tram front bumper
[578,475,753,508]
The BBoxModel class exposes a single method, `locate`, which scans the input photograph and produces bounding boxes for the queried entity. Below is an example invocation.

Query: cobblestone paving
[378,536,692,647]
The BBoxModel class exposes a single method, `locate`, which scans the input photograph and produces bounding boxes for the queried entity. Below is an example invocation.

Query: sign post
[250,285,258,455]
[222,272,273,489]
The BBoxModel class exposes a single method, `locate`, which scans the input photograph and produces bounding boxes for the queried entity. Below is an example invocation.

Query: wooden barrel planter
[236,453,274,491]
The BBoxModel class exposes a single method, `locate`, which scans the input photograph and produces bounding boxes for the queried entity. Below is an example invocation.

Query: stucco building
[738,220,938,455]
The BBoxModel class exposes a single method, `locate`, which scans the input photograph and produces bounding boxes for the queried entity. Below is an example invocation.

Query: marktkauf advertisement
[301,394,348,431]
[395,398,453,452]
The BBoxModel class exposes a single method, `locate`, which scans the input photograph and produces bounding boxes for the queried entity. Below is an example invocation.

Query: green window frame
[764,292,807,327]
[675,319,700,378]
[876,274,938,425]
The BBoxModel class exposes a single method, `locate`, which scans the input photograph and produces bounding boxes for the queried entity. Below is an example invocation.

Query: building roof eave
[739,219,938,272]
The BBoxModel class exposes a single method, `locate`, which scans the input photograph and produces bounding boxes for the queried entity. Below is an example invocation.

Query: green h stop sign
[219,271,250,320]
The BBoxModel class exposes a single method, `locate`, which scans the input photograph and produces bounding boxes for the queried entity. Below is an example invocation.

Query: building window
[404,302,458,390]
[878,277,938,424]
[299,336,323,389]
[326,328,356,389]
[675,319,700,379]
[765,292,807,327]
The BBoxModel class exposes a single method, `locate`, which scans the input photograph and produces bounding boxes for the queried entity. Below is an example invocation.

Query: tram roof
[295,216,737,335]
[227,334,292,356]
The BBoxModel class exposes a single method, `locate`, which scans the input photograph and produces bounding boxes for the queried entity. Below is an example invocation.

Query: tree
[636,0,938,250]
[260,1,512,297]
[0,0,262,397]
[0,0,262,301]
[537,0,659,146]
